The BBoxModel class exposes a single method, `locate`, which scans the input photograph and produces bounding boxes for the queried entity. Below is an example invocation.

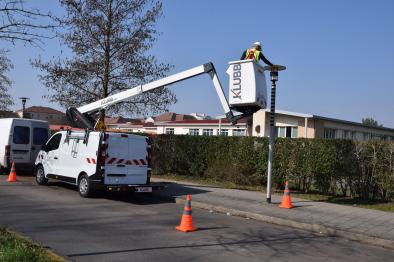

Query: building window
[276,127,286,138]
[371,133,384,140]
[343,130,353,140]
[363,132,371,141]
[165,128,174,134]
[291,127,298,138]
[324,128,336,139]
[233,129,246,136]
[351,131,357,140]
[220,129,228,136]
[189,129,199,136]
[202,129,213,136]
[276,126,297,138]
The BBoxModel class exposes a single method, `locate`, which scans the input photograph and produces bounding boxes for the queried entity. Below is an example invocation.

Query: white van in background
[0,118,49,173]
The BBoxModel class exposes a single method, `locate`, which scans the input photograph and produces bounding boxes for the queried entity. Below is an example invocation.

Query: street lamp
[263,65,286,204]
[19,97,30,118]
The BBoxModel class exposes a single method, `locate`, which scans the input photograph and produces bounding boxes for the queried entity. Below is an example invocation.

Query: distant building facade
[105,112,250,136]
[252,109,394,141]
[104,110,394,141]
[15,106,67,124]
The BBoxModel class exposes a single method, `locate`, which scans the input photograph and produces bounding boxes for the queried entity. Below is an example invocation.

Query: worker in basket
[240,41,274,66]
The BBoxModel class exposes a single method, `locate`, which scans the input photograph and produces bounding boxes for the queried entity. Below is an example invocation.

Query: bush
[151,135,394,201]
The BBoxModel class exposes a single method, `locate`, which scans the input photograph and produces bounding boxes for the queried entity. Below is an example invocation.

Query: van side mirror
[41,144,47,151]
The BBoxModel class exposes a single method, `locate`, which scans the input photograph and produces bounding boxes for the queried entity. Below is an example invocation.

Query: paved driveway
[0,176,393,262]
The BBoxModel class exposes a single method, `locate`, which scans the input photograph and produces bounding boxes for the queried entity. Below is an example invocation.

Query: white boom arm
[76,63,237,123]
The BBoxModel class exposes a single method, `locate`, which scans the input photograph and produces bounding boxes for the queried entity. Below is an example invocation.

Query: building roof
[143,122,155,127]
[264,109,313,118]
[105,117,144,125]
[313,115,394,132]
[154,112,196,122]
[0,110,19,118]
[17,106,65,115]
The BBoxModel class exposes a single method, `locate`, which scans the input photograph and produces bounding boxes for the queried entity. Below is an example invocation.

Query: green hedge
[151,135,394,201]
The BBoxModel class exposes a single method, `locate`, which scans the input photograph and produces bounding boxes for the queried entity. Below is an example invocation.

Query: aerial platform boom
[67,60,267,130]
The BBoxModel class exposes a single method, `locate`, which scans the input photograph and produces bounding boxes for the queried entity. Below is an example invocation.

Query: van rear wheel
[78,174,93,198]
[35,166,48,185]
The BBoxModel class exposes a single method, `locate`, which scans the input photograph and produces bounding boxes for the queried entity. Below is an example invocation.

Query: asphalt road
[0,176,393,262]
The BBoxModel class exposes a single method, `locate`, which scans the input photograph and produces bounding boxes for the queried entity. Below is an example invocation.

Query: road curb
[157,194,394,250]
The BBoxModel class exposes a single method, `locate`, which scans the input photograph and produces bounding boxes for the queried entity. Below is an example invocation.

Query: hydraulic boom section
[66,61,264,130]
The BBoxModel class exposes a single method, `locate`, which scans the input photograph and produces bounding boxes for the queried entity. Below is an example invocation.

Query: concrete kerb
[160,195,394,250]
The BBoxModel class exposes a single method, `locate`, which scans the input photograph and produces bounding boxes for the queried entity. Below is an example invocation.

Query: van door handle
[54,157,58,160]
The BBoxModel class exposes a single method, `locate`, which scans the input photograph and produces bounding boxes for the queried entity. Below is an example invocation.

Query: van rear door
[30,125,49,163]
[11,123,31,164]
[104,134,148,185]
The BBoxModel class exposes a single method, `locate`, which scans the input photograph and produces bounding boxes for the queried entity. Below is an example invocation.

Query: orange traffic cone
[279,181,294,209]
[176,195,197,232]
[7,162,18,182]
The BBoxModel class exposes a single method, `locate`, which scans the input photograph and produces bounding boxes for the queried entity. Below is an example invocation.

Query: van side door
[42,133,62,175]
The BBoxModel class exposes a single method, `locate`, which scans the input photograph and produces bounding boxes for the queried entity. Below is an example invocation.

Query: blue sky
[5,0,394,127]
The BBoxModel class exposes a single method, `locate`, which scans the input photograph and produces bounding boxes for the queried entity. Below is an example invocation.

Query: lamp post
[19,97,30,118]
[263,65,286,204]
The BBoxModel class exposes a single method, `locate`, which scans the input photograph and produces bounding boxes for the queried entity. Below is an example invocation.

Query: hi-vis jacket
[240,48,273,66]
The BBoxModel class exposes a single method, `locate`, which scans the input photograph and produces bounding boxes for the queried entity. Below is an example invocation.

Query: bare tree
[0,0,56,110]
[0,51,13,110]
[0,0,55,46]
[33,0,176,117]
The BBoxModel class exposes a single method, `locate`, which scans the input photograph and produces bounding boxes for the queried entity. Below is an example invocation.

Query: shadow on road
[46,181,175,205]
[154,183,211,197]
[66,234,327,258]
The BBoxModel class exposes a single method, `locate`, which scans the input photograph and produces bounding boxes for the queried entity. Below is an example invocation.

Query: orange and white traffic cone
[176,194,197,232]
[279,181,294,209]
[7,162,18,182]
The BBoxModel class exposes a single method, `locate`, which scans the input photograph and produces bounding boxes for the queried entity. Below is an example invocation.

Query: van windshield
[13,126,30,144]
[33,128,48,145]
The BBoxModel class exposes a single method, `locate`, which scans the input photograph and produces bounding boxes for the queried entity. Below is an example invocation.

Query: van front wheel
[35,166,48,185]
[78,174,93,198]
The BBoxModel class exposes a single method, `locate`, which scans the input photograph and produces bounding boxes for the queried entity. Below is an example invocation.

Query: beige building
[252,109,394,141]
[106,112,249,136]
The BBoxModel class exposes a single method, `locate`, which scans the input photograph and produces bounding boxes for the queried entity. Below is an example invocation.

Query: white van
[0,118,49,173]
[35,130,162,197]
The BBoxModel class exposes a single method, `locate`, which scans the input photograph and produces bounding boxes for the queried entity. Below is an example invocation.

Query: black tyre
[35,165,48,185]
[78,174,93,198]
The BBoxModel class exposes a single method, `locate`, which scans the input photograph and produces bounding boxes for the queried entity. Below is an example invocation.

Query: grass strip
[0,227,65,262]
